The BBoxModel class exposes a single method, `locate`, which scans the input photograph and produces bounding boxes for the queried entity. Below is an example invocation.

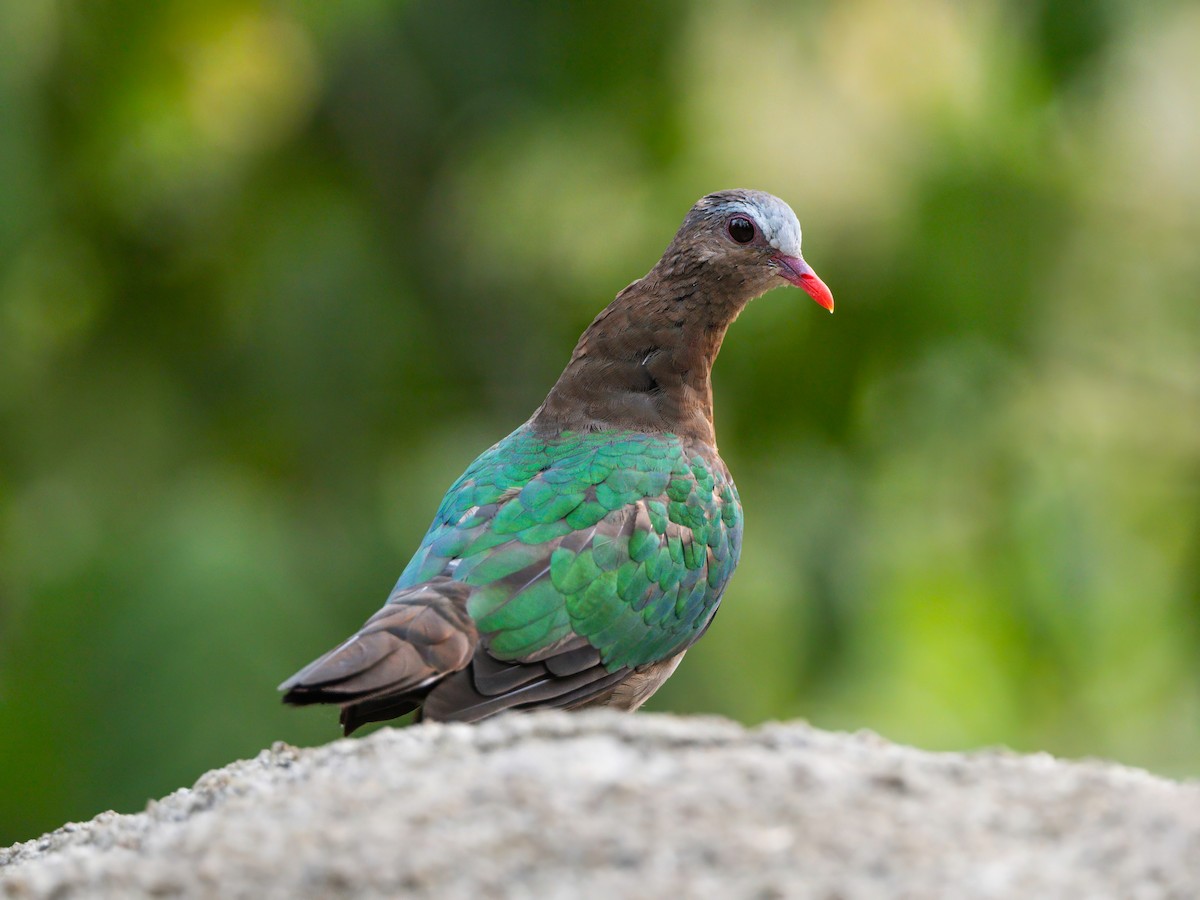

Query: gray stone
[3,712,1198,898]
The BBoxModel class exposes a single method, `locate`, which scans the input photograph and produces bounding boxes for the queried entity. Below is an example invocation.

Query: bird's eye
[727,216,755,244]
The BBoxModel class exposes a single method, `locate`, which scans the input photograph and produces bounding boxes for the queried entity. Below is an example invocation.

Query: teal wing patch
[394,425,743,671]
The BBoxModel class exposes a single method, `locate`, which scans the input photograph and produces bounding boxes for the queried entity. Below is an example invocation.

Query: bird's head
[670,189,834,313]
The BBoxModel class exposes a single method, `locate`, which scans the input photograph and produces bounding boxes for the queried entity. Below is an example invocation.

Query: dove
[280,190,833,732]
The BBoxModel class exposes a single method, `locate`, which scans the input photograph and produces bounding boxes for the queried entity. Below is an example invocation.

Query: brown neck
[531,251,751,444]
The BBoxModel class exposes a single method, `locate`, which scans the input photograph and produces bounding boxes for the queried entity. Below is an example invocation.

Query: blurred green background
[2,0,1198,846]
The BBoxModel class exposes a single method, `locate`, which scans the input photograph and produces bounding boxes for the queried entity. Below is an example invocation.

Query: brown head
[535,190,833,442]
[652,189,833,312]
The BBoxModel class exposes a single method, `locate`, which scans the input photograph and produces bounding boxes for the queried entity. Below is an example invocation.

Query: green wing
[394,425,743,671]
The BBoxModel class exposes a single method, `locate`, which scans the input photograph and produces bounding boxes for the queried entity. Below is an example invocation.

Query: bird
[279,189,834,733]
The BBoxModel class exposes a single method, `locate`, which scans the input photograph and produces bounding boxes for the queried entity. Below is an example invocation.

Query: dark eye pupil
[728,216,754,244]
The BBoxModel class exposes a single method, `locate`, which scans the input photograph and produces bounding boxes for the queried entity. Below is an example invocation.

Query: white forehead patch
[746,195,802,257]
[696,190,806,257]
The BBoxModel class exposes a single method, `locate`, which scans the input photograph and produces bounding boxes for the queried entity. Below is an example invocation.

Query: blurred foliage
[1,0,1198,846]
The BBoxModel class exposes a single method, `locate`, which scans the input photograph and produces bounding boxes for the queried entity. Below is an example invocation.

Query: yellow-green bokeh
[1,0,1198,845]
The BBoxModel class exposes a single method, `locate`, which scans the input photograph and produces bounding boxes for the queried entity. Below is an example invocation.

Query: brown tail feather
[339,695,421,735]
[420,650,626,723]
[281,577,645,730]
[279,577,478,730]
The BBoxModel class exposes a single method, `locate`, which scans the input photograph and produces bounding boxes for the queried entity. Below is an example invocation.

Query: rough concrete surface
[2,712,1198,899]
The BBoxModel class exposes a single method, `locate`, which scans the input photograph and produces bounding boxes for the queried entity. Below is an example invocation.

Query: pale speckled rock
[2,712,1199,899]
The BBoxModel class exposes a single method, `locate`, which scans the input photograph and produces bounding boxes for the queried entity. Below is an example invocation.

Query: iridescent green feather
[393,424,743,670]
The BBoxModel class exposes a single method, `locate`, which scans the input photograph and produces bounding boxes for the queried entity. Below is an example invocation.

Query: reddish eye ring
[727,216,756,244]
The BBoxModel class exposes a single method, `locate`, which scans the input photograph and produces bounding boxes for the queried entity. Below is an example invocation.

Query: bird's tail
[279,577,478,734]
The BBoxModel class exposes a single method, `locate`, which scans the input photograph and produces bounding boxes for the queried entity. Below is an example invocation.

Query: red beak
[774,254,834,313]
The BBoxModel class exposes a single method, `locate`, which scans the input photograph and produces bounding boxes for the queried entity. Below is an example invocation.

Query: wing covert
[391,425,743,672]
